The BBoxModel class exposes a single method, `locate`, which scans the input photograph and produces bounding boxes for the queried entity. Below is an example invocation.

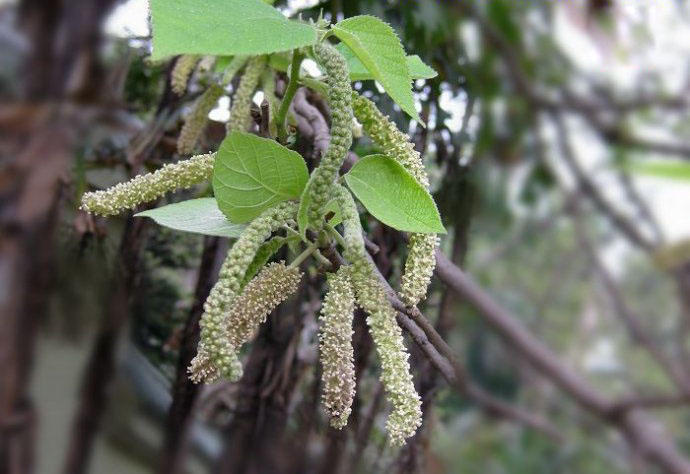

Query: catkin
[303,43,353,232]
[226,262,302,349]
[80,153,214,216]
[189,201,298,383]
[319,267,356,428]
[352,92,439,307]
[227,56,266,133]
[335,186,422,445]
[171,55,201,96]
[178,84,224,155]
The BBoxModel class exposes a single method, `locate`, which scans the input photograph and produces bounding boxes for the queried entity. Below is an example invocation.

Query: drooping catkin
[335,186,422,445]
[189,201,298,383]
[171,55,201,96]
[226,262,302,349]
[319,267,356,428]
[352,92,439,307]
[221,56,249,86]
[227,56,266,133]
[178,84,224,155]
[80,153,214,216]
[303,43,353,232]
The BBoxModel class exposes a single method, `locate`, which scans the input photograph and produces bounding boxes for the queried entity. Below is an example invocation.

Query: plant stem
[276,50,304,142]
[326,223,347,248]
[288,242,318,269]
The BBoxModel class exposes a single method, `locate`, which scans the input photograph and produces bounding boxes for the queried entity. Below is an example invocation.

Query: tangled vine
[80,10,443,446]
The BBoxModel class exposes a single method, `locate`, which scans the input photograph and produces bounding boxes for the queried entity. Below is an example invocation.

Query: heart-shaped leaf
[135,198,245,238]
[344,155,445,233]
[332,16,421,123]
[213,131,309,223]
[150,0,317,59]
[336,43,437,81]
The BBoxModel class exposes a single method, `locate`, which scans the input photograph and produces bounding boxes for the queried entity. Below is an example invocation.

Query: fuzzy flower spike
[352,93,440,307]
[189,201,298,383]
[319,266,356,428]
[335,185,422,445]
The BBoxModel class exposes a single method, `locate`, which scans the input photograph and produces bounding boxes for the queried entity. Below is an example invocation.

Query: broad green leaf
[332,16,421,123]
[628,160,690,182]
[213,131,308,223]
[335,43,437,81]
[135,198,245,238]
[323,198,343,227]
[344,155,445,233]
[150,0,317,59]
[269,52,291,72]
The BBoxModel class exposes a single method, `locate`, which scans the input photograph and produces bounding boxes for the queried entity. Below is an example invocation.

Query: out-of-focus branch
[574,221,690,393]
[453,1,690,160]
[552,114,657,251]
[433,250,690,474]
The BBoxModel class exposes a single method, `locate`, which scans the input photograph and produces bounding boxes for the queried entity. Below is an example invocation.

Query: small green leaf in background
[332,15,422,123]
[213,131,309,223]
[242,236,291,287]
[150,0,317,59]
[344,155,445,234]
[336,44,437,81]
[135,198,245,238]
[628,160,690,182]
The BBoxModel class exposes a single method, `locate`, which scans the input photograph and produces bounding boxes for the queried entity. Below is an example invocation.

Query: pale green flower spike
[226,261,302,349]
[227,56,267,133]
[335,186,422,445]
[196,55,216,73]
[80,153,214,216]
[189,201,298,383]
[319,266,356,429]
[171,55,201,96]
[351,92,439,307]
[304,43,353,232]
[221,55,249,86]
[178,83,224,155]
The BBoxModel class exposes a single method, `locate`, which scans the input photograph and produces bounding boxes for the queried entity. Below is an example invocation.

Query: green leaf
[297,182,343,237]
[150,0,317,59]
[628,160,690,182]
[135,198,245,238]
[336,44,437,81]
[332,15,421,123]
[344,155,445,233]
[213,131,309,223]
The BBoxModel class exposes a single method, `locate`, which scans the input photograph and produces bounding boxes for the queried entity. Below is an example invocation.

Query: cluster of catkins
[80,44,438,446]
